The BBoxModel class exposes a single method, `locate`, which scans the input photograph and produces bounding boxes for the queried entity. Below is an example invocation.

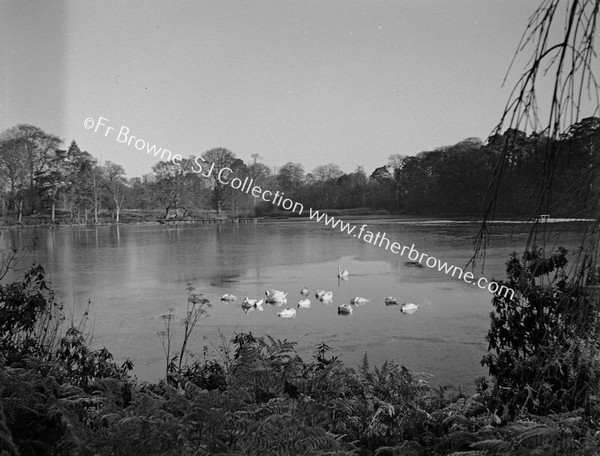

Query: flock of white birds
[219,266,420,318]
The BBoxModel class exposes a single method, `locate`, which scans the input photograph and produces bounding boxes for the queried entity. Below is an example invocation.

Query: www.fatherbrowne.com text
[307,209,513,299]
[84,115,513,299]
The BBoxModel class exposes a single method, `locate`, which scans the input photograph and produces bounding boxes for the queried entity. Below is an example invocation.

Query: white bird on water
[221,294,237,302]
[266,290,288,305]
[400,303,419,314]
[300,286,309,296]
[265,290,287,300]
[338,266,349,278]
[241,297,264,313]
[337,303,353,315]
[384,296,398,306]
[278,308,296,319]
[297,298,311,309]
[320,291,333,302]
[315,289,326,299]
[351,296,369,305]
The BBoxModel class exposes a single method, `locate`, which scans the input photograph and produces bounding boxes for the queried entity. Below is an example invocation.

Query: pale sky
[1,1,565,178]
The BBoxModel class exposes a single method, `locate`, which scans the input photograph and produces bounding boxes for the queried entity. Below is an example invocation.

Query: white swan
[265,289,286,298]
[320,291,333,302]
[241,297,264,313]
[242,297,264,308]
[243,296,259,306]
[315,289,326,299]
[351,296,369,305]
[338,266,349,278]
[337,303,353,315]
[264,289,288,304]
[300,286,309,296]
[297,298,311,309]
[277,308,296,319]
[384,296,398,306]
[266,293,288,304]
[221,294,237,302]
[400,303,419,314]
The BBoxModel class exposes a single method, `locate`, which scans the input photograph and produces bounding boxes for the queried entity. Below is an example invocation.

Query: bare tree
[475,0,600,275]
[311,163,343,182]
[102,161,127,223]
[276,162,305,191]
[201,148,237,213]
[0,125,61,220]
[0,136,28,222]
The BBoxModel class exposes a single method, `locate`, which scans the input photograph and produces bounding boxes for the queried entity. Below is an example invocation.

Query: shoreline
[0,207,594,229]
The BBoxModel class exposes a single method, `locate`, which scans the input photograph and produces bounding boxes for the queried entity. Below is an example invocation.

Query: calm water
[1,218,589,389]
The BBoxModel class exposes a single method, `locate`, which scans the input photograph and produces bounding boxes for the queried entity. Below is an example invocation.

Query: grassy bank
[1,207,581,228]
[0,209,232,227]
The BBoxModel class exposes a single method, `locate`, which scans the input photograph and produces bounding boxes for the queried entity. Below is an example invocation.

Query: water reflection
[0,220,589,389]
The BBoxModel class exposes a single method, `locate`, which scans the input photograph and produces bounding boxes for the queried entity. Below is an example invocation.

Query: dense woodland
[0,117,598,224]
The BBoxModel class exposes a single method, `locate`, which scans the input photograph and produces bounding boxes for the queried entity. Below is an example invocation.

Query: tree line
[0,118,598,222]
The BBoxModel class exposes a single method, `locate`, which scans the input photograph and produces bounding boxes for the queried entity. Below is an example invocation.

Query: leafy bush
[52,327,133,388]
[482,246,600,417]
[0,264,59,365]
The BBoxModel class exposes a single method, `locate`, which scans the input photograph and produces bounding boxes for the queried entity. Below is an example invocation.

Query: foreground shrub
[482,247,600,418]
[0,264,59,365]
[2,258,600,455]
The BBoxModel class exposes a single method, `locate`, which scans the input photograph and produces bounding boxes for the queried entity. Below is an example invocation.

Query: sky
[0,0,568,179]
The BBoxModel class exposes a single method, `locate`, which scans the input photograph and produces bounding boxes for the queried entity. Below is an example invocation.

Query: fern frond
[515,423,560,447]
[470,438,510,452]
[447,451,487,456]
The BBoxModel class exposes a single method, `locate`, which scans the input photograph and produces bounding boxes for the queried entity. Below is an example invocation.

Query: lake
[1,217,589,390]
